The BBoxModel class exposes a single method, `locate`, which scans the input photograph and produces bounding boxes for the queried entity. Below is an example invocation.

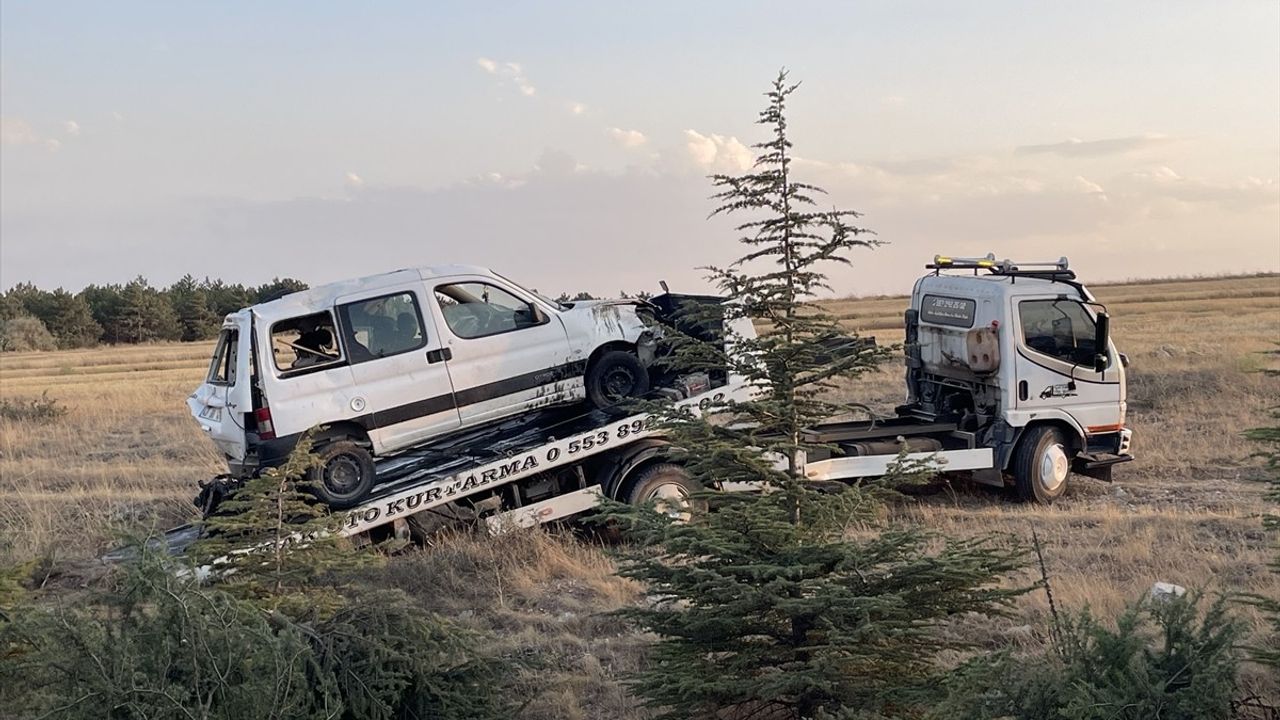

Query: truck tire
[1010,426,1071,504]
[586,350,650,411]
[624,463,703,520]
[308,440,376,509]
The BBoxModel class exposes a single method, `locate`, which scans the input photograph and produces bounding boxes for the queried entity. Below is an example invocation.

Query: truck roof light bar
[927,253,1075,280]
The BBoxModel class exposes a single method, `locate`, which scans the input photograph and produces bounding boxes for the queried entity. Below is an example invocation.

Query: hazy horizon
[3,1,1278,298]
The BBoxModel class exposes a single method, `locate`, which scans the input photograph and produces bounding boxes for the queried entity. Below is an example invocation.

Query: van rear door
[189,312,253,464]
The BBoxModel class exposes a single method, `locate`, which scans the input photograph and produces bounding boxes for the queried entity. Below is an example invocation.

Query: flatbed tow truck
[162,253,1133,551]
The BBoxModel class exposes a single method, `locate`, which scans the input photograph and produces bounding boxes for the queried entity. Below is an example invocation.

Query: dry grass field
[1,273,1278,714]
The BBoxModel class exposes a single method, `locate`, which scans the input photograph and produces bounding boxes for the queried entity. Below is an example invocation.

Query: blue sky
[2,1,1277,296]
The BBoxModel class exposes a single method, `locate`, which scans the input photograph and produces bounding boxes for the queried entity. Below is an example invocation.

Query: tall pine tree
[612,70,1028,719]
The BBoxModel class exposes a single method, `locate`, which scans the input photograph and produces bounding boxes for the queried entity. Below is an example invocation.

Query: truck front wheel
[308,440,376,509]
[1010,426,1072,504]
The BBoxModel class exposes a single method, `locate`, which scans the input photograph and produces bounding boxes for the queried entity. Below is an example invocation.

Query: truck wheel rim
[325,455,363,495]
[649,483,691,520]
[1040,444,1069,494]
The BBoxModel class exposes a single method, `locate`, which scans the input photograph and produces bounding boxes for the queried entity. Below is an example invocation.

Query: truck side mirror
[1093,311,1110,373]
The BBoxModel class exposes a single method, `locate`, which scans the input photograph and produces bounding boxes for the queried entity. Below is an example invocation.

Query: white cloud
[568,102,586,115]
[684,129,753,172]
[477,57,536,97]
[1015,134,1173,158]
[1,117,40,145]
[63,120,81,136]
[2,117,64,152]
[345,172,364,188]
[111,111,125,122]
[608,127,648,149]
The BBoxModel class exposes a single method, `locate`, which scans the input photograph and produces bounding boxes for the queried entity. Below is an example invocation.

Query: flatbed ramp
[341,384,750,536]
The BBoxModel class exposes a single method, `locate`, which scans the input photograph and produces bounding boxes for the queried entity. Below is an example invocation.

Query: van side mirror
[1093,311,1110,373]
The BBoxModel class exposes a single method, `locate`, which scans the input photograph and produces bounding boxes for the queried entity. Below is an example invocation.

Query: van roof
[251,264,498,324]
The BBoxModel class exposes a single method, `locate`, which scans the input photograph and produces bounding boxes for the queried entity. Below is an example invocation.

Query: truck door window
[207,329,238,384]
[1019,299,1098,367]
[270,311,343,374]
[435,282,545,339]
[338,292,428,363]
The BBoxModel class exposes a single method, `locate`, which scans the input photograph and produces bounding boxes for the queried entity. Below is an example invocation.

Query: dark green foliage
[168,274,221,341]
[611,489,1027,719]
[1242,347,1279,670]
[0,547,508,720]
[1,285,101,347]
[651,69,886,497]
[0,439,511,719]
[610,71,1030,720]
[0,547,320,720]
[2,274,309,349]
[934,592,1243,720]
[191,436,365,614]
[254,276,309,303]
[80,278,181,344]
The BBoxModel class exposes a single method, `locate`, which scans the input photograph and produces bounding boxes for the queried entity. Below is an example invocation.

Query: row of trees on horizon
[0,276,309,351]
[0,277,633,352]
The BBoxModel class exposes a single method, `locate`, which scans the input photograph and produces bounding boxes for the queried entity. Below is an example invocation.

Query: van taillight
[255,408,276,440]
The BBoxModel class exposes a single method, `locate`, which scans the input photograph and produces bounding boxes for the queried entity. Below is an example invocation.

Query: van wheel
[586,350,650,410]
[308,441,376,509]
[1010,426,1071,504]
[625,463,703,521]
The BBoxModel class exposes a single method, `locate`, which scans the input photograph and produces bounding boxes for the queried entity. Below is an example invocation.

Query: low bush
[0,391,68,423]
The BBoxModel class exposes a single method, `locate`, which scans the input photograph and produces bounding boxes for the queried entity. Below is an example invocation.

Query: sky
[2,1,1278,298]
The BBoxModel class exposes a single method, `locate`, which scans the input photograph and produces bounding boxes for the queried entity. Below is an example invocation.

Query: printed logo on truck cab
[920,295,976,328]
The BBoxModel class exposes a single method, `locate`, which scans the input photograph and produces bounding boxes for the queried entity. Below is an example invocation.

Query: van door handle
[426,348,452,364]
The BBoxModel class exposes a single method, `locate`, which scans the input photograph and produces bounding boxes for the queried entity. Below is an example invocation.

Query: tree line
[0,279,652,352]
[0,276,308,351]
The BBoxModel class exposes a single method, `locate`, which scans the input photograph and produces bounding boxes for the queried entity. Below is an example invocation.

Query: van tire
[308,440,376,509]
[1010,426,1071,504]
[624,463,703,519]
[586,350,649,411]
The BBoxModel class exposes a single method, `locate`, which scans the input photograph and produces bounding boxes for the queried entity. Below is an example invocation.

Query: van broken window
[271,311,342,373]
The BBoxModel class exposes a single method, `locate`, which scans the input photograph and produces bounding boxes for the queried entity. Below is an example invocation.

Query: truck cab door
[189,312,253,465]
[335,286,461,453]
[1012,297,1124,433]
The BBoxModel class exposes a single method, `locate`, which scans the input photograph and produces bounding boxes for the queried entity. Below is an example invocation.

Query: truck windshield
[207,329,239,384]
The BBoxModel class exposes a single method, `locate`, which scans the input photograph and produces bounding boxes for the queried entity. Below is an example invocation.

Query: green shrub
[935,591,1243,720]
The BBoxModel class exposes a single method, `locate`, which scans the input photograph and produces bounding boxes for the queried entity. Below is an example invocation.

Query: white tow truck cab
[189,265,659,507]
[801,254,1132,503]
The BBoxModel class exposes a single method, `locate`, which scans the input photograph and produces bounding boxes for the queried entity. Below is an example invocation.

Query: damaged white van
[189,265,658,507]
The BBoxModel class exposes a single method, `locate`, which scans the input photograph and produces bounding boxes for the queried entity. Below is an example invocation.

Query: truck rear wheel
[586,350,650,411]
[625,463,702,520]
[1010,426,1071,504]
[308,440,376,509]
